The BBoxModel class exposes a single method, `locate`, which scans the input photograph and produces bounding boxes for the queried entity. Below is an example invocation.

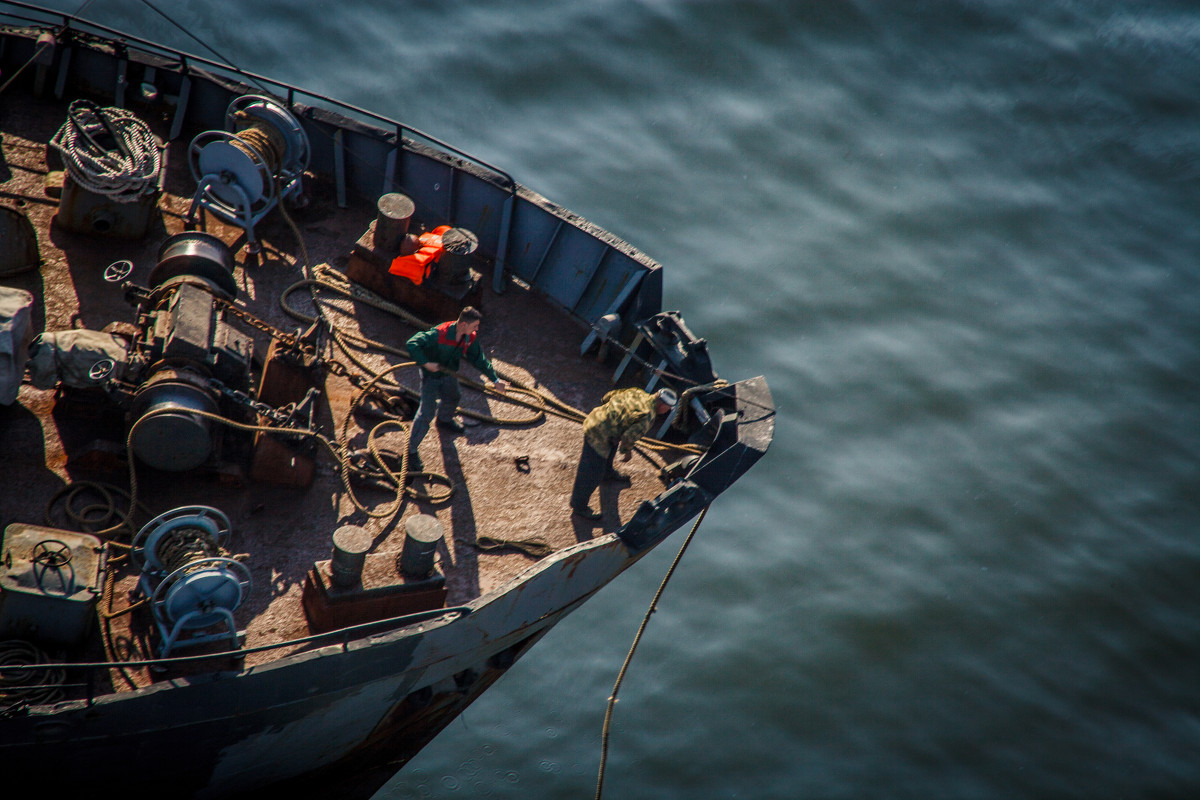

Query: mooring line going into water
[595,504,711,800]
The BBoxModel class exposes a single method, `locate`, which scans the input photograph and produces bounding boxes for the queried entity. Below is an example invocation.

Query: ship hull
[2,536,630,797]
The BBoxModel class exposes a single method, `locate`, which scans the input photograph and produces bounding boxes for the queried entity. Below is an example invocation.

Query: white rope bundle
[50,100,162,202]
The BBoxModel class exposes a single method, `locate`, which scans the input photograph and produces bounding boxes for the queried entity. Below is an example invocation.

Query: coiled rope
[336,361,456,518]
[49,99,161,201]
[43,480,148,537]
[230,119,286,179]
[155,526,224,574]
[0,639,65,716]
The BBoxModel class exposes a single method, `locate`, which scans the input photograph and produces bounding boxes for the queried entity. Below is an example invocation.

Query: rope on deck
[278,264,705,457]
[471,535,555,559]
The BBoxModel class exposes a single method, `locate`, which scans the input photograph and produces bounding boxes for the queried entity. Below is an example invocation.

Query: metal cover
[0,524,104,646]
[55,177,160,240]
[0,205,39,276]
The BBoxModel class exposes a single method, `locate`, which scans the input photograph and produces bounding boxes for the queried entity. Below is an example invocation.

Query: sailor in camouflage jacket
[570,387,676,521]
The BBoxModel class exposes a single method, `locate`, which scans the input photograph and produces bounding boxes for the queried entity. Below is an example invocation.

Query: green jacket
[583,388,657,459]
[406,321,499,382]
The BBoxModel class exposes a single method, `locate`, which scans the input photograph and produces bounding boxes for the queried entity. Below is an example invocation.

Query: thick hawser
[0,3,773,796]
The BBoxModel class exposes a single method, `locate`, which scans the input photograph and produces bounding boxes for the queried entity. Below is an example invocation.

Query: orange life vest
[389,225,452,284]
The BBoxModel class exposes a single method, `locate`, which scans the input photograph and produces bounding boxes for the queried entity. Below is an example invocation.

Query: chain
[208,378,300,427]
[213,296,405,411]
[214,297,311,355]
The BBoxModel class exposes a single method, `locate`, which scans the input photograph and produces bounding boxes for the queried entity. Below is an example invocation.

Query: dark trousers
[570,440,615,511]
[409,370,460,451]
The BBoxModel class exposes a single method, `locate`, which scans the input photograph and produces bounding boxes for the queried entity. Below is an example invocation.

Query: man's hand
[422,363,441,374]
[490,379,510,393]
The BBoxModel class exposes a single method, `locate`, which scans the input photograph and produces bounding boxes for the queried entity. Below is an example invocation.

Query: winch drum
[129,369,220,472]
[149,231,238,300]
[186,94,310,253]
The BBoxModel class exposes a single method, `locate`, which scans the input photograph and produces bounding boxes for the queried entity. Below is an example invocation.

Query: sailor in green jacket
[570,386,676,521]
[405,306,507,467]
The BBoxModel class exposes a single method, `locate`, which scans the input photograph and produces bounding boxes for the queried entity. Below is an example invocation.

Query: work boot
[603,470,632,486]
[437,417,466,435]
[571,505,602,521]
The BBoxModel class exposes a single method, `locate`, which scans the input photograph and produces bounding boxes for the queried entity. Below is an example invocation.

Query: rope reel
[131,506,248,658]
[186,94,310,253]
[132,505,231,576]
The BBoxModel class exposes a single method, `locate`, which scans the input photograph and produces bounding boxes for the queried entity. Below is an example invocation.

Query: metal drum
[437,227,478,286]
[0,205,39,276]
[149,231,238,300]
[400,515,443,578]
[129,368,220,471]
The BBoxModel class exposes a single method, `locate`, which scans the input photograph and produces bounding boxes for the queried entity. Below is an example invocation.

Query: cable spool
[150,556,251,656]
[186,94,310,254]
[131,506,249,658]
[132,506,232,576]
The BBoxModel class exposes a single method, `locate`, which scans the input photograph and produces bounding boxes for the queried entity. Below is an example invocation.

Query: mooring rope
[595,504,710,800]
[49,99,161,201]
[155,527,223,574]
[279,265,705,456]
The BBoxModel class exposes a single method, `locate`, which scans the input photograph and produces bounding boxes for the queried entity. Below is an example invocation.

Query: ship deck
[1,91,669,689]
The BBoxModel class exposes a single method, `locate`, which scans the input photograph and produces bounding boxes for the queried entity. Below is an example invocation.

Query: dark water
[44,1,1200,797]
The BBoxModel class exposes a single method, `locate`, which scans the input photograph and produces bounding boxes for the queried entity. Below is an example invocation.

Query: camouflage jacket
[583,387,657,459]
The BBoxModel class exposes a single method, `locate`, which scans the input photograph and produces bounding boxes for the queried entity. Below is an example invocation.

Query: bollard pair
[329,515,442,588]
